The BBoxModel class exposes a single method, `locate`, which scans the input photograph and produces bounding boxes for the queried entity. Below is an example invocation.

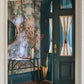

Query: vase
[40,66,48,80]
[30,48,34,58]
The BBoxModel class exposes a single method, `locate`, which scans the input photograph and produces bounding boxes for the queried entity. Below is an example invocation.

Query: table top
[8,58,40,61]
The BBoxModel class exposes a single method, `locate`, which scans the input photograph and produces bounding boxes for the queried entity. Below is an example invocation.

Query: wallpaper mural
[8,0,41,74]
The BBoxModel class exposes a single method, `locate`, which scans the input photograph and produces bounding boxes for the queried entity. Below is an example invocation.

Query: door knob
[54,44,57,53]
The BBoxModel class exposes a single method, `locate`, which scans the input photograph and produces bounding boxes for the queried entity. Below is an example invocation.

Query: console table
[8,58,40,84]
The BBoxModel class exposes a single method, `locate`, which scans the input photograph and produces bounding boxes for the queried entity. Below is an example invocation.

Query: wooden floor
[21,80,52,84]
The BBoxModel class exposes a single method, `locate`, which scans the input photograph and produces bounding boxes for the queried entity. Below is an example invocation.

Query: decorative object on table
[25,56,30,59]
[30,48,34,58]
[40,50,49,80]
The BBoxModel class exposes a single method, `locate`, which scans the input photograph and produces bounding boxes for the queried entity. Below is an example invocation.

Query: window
[50,1,53,13]
[59,15,73,56]
[49,18,53,53]
[60,0,72,9]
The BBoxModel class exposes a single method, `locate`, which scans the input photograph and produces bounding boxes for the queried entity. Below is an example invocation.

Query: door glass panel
[50,1,53,13]
[60,0,72,9]
[49,18,53,53]
[59,16,72,56]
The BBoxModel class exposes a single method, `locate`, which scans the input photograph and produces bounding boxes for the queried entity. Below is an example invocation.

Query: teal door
[53,0,75,84]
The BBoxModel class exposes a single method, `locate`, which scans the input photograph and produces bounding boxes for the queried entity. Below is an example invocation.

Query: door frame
[0,0,82,84]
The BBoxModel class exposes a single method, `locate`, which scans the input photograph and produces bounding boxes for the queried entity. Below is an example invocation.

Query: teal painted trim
[46,54,53,81]
[8,71,40,84]
[41,0,53,82]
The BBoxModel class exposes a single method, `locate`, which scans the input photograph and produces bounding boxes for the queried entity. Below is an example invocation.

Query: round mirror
[8,20,17,45]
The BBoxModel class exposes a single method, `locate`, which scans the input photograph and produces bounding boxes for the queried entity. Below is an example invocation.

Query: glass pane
[60,0,72,9]
[59,16,73,56]
[50,1,53,13]
[49,18,53,53]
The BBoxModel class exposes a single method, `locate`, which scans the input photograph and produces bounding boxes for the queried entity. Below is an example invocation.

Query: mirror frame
[8,19,18,46]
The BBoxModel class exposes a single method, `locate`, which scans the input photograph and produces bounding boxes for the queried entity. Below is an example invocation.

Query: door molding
[0,0,7,84]
[0,0,82,84]
[82,0,84,84]
[75,0,82,84]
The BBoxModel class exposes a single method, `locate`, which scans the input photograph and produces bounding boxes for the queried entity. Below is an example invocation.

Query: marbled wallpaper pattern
[8,0,41,74]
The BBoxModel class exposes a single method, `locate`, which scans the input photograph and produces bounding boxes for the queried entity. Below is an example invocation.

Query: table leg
[33,59,35,81]
[37,59,40,84]
[10,61,13,84]
[8,61,10,75]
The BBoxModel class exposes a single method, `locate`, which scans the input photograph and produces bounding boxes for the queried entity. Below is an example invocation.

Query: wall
[82,0,84,84]
[75,0,82,84]
[7,0,41,83]
[8,0,41,74]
